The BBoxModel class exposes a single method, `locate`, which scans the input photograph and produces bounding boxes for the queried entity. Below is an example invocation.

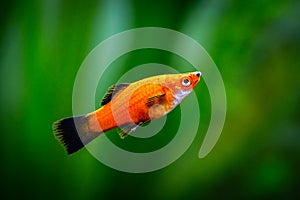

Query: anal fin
[117,122,144,139]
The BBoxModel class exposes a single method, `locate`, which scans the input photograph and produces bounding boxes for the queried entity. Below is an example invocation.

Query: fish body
[53,71,201,154]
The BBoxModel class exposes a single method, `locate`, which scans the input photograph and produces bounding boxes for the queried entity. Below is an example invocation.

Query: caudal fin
[53,115,100,154]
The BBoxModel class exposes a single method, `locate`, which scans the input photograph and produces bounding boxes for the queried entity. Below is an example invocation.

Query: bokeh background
[1,0,300,199]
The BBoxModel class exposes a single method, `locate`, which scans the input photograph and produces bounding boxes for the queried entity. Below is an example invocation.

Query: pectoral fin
[145,94,166,107]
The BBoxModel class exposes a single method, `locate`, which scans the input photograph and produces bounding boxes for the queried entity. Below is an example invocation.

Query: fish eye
[181,78,191,87]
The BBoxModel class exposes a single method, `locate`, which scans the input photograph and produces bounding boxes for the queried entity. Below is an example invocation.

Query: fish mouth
[191,71,201,86]
[195,71,202,77]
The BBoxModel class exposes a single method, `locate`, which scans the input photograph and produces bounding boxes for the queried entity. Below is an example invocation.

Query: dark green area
[0,0,299,199]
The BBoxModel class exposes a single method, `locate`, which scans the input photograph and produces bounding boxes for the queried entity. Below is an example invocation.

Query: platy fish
[53,71,202,154]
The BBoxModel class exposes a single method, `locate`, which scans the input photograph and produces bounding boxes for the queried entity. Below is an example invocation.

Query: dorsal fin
[101,83,129,106]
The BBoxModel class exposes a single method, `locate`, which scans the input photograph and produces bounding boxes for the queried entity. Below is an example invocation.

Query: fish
[53,71,202,154]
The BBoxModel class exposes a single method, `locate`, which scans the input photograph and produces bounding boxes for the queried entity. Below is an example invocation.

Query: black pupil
[183,79,189,84]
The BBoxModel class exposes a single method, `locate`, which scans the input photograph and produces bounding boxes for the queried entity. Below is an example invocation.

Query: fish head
[164,71,202,103]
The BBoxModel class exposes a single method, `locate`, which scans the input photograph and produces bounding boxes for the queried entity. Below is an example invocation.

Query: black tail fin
[53,115,100,154]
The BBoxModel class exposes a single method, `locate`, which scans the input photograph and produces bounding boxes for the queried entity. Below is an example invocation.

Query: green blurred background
[1,0,300,199]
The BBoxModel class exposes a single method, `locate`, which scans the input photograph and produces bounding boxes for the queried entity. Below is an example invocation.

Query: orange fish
[53,71,202,154]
